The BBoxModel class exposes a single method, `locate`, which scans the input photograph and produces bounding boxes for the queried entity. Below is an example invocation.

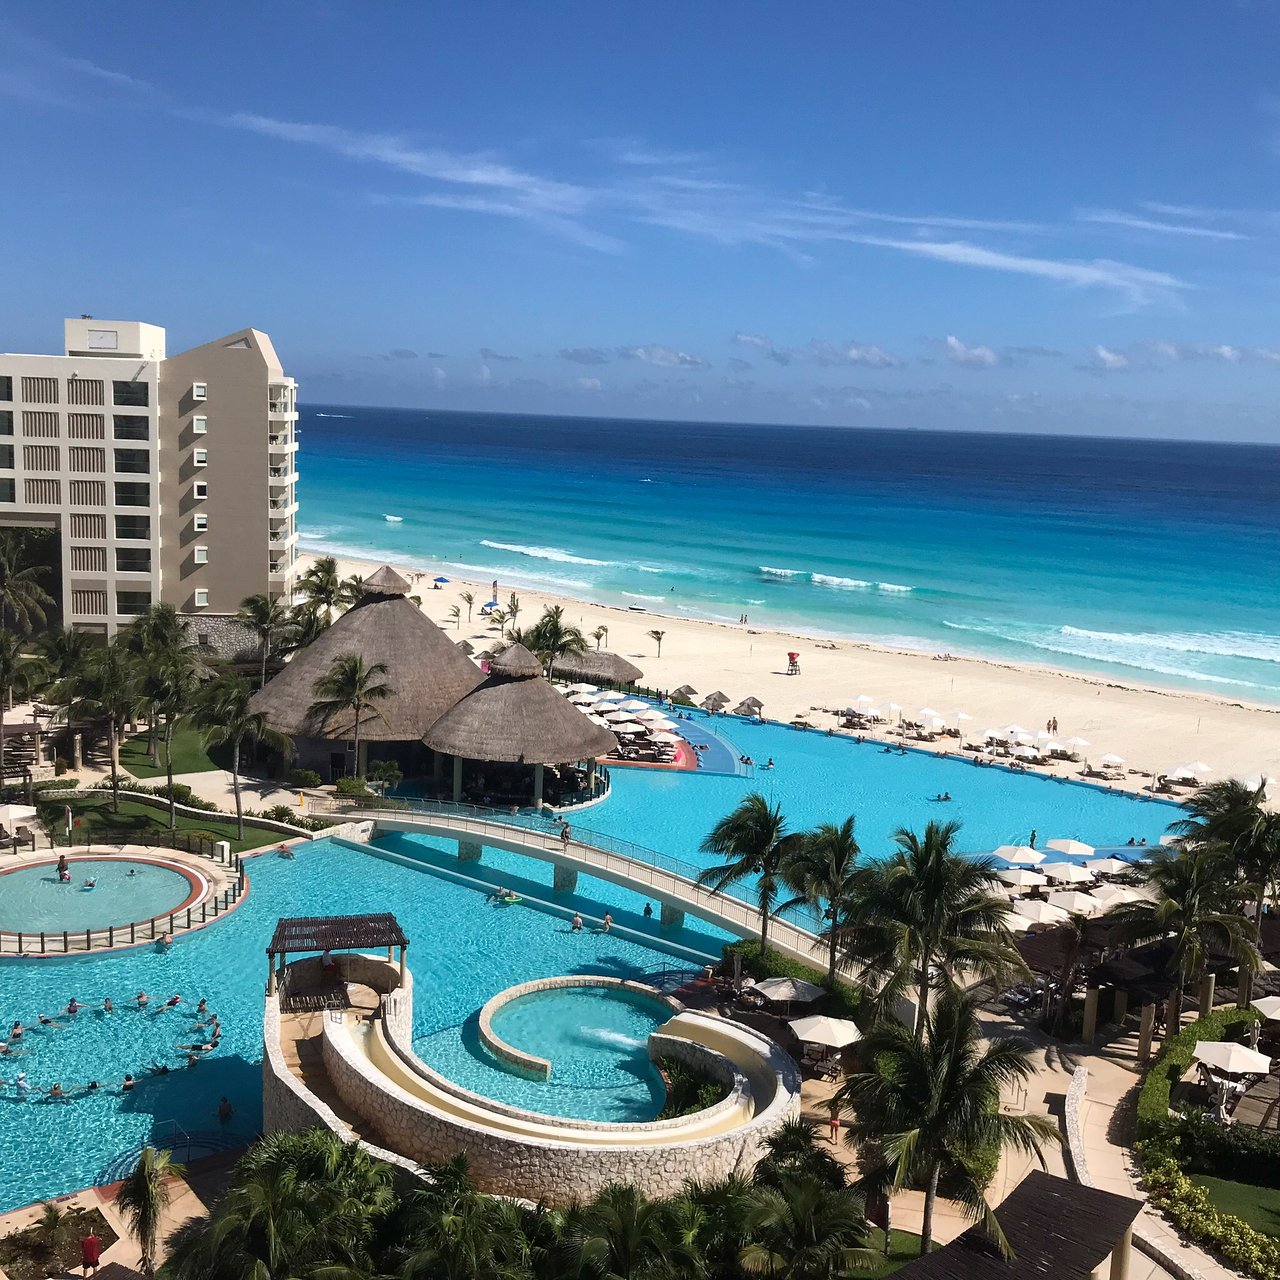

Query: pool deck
[0,844,241,958]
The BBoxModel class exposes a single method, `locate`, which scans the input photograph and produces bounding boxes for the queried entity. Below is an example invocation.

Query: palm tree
[0,629,39,779]
[198,675,293,838]
[697,793,807,953]
[572,1182,682,1279]
[127,603,194,766]
[288,602,329,652]
[740,1176,874,1279]
[460,590,475,622]
[117,1146,184,1277]
[846,820,1023,1035]
[35,626,92,685]
[0,531,54,633]
[592,624,608,651]
[137,651,202,829]
[647,629,666,658]
[1050,912,1091,1036]
[836,986,1060,1258]
[296,556,344,622]
[237,594,294,690]
[508,592,522,630]
[526,604,588,679]
[780,816,862,984]
[308,654,394,776]
[753,1116,848,1191]
[447,604,461,629]
[1108,844,1259,1037]
[64,638,137,812]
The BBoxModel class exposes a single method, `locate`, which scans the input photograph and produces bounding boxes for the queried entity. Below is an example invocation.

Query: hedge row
[1143,1110,1280,1190]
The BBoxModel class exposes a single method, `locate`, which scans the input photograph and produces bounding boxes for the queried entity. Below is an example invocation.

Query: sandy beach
[298,548,1280,792]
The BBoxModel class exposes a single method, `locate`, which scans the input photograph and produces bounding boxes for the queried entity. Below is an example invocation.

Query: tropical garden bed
[0,1204,118,1280]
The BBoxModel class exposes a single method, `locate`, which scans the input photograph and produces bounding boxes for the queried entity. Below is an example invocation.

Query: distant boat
[628,604,648,612]
[383,514,404,523]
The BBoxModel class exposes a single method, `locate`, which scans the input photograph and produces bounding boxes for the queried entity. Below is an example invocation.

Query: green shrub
[334,775,376,799]
[1135,1008,1260,1140]
[655,1056,729,1119]
[722,940,864,1023]
[1142,1156,1280,1279]
[264,804,299,823]
[289,768,322,788]
[1144,1110,1280,1190]
[33,778,77,793]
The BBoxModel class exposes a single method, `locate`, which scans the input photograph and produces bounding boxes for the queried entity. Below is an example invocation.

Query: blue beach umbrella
[486,599,499,608]
[434,575,450,583]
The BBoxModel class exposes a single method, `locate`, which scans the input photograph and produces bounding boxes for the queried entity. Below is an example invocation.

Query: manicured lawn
[37,792,286,854]
[120,721,228,779]
[1190,1174,1280,1239]
[858,1228,926,1276]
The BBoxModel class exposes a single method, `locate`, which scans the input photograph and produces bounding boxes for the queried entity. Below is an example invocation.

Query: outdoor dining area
[557,683,689,766]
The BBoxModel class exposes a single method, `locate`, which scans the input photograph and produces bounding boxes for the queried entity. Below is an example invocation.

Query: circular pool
[0,859,202,934]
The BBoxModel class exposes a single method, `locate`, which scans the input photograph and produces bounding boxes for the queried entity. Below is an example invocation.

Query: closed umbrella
[1046,890,1103,916]
[1194,1041,1272,1076]
[1040,862,1093,884]
[999,868,1047,888]
[756,976,824,1004]
[788,1015,862,1048]
[1046,839,1095,858]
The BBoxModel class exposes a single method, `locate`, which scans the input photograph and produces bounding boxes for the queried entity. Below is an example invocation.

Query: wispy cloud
[1076,208,1247,241]
[576,376,603,391]
[942,335,1001,368]
[807,340,903,369]
[1079,344,1131,373]
[480,347,520,362]
[733,332,791,365]
[559,347,611,365]
[618,344,709,370]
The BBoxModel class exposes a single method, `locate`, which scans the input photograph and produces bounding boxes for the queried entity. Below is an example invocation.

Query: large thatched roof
[250,567,483,740]
[423,643,617,765]
[552,649,643,685]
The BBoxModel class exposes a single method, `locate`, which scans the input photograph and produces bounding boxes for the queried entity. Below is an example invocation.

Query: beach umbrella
[739,695,764,709]
[999,868,1048,888]
[731,702,760,717]
[918,707,943,720]
[886,702,903,716]
[1083,857,1129,875]
[616,699,651,712]
[1251,996,1280,1022]
[611,721,646,734]
[637,709,673,722]
[596,690,627,702]
[1004,723,1028,736]
[1098,753,1126,767]
[1168,761,1212,781]
[0,803,37,826]
[672,683,697,697]
[788,1014,861,1048]
[485,599,499,608]
[1065,736,1091,750]
[1006,912,1037,933]
[1046,839,1095,858]
[1193,1041,1272,1076]
[1019,900,1070,926]
[1011,746,1041,760]
[586,714,610,727]
[708,691,729,702]
[854,694,876,706]
[756,976,824,1004]
[1241,774,1277,792]
[603,709,637,721]
[1039,862,1093,884]
[434,575,450,584]
[564,683,599,694]
[983,727,1006,741]
[1091,885,1144,907]
[1040,739,1062,753]
[994,845,1043,865]
[649,731,682,744]
[1046,890,1103,916]
[954,710,973,722]
[921,715,947,732]
[1012,733,1037,748]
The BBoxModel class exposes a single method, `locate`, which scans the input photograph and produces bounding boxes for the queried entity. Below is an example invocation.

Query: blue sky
[3,3,1280,439]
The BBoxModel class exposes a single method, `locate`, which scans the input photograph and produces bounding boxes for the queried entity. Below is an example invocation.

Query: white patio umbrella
[595,690,627,702]
[617,699,651,712]
[637,709,673,722]
[1012,733,1037,748]
[1046,890,1103,916]
[1065,736,1091,750]
[788,1015,862,1048]
[1039,862,1093,884]
[922,716,947,732]
[603,709,636,721]
[1035,729,1056,743]
[1046,839,1095,858]
[854,694,876,707]
[649,732,682,744]
[1168,761,1212,781]
[1083,857,1130,875]
[886,702,903,717]
[1005,723,1029,736]
[0,803,37,826]
[999,868,1048,888]
[563,683,598,694]
[983,728,1006,741]
[1091,885,1144,907]
[1250,996,1280,1022]
[954,710,973,722]
[611,721,647,734]
[918,707,943,720]
[1241,774,1277,792]
[993,845,1043,865]
[1012,745,1041,760]
[1006,912,1037,933]
[586,714,611,726]
[756,976,824,1003]
[1019,900,1070,925]
[1098,753,1126,767]
[1193,1041,1273,1076]
[569,694,598,706]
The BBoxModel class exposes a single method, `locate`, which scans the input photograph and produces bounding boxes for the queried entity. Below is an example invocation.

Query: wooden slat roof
[267,913,408,955]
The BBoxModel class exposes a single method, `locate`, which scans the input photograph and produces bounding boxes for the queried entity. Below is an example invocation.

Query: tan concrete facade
[0,318,298,633]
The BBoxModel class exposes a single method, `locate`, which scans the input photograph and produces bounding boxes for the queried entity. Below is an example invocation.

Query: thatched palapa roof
[251,566,483,741]
[552,649,644,686]
[423,643,617,765]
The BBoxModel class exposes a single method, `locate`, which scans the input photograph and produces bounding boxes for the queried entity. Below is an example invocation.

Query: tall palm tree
[847,820,1022,1035]
[572,1182,682,1280]
[64,637,137,812]
[507,592,522,630]
[338,573,365,608]
[447,604,461,629]
[137,651,202,829]
[1050,912,1091,1036]
[460,590,474,622]
[647,629,666,657]
[308,654,394,776]
[836,987,1060,1258]
[526,604,588,679]
[592,624,608,651]
[127,603,194,766]
[288,602,329,652]
[697,793,807,952]
[739,1176,875,1279]
[117,1146,184,1277]
[198,675,293,838]
[295,555,346,623]
[0,531,54,633]
[0,630,39,779]
[237,594,294,690]
[1108,844,1259,1036]
[780,816,862,984]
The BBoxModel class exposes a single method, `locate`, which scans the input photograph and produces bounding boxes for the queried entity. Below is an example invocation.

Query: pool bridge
[319,801,827,969]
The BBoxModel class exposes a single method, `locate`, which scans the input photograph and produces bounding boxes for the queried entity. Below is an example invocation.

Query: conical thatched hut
[251,565,483,778]
[551,649,644,687]
[423,643,616,806]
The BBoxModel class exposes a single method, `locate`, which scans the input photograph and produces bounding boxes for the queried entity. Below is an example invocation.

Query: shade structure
[993,845,1043,865]
[707,690,729,703]
[922,716,948,732]
[1241,774,1276,792]
[853,693,876,706]
[1006,912,1037,933]
[637,709,672,722]
[739,695,764,709]
[1065,736,1091,749]
[433,575,450,584]
[649,731,682,744]
[1019,900,1070,925]
[755,976,824,1003]
[1251,996,1280,1021]
[983,727,1006,741]
[1083,857,1130,875]
[1012,745,1041,760]
[701,695,728,710]
[1046,838,1095,858]
[602,709,636,722]
[999,868,1048,888]
[731,701,761,717]
[918,706,942,719]
[563,683,599,694]
[1170,760,1212,779]
[788,1014,861,1048]
[0,803,38,826]
[1193,1041,1273,1075]
[610,721,646,734]
[954,710,973,721]
[1046,890,1103,916]
[251,566,483,741]
[671,684,697,698]
[1091,885,1144,907]
[616,699,650,712]
[1098,752,1126,766]
[551,650,644,686]
[1039,862,1093,884]
[422,643,617,766]
[456,639,475,656]
[594,689,627,702]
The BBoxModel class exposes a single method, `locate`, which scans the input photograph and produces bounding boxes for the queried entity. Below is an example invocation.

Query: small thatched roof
[424,642,617,765]
[672,684,697,698]
[456,639,475,656]
[552,649,644,686]
[251,566,483,740]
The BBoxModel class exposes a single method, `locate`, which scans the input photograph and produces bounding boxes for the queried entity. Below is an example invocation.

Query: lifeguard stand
[786,652,801,675]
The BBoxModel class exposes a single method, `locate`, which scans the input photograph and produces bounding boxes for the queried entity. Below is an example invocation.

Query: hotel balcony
[267,401,299,420]
[268,465,299,486]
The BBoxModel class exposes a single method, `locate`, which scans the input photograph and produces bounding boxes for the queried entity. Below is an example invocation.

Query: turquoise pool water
[0,860,195,933]
[419,987,668,1122]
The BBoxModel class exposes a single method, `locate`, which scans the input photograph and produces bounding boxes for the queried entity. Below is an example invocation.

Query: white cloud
[431,366,447,388]
[619,344,709,370]
[1077,208,1248,241]
[576,376,602,391]
[1090,345,1130,371]
[808,340,902,369]
[944,335,1000,367]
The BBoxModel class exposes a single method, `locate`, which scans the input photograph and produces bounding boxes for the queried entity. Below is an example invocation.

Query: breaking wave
[759,567,914,593]
[481,540,611,567]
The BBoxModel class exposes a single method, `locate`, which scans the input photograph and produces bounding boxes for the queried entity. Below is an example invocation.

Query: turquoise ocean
[297,407,1280,703]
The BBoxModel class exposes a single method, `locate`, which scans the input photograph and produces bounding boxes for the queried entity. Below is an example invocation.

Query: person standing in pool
[217,1096,234,1123]
[571,912,583,932]
[643,902,654,919]
[102,998,113,1014]
[1029,828,1037,849]
[602,912,614,932]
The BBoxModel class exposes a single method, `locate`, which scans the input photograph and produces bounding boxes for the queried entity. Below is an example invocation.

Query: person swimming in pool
[601,912,614,933]
[66,998,80,1016]
[196,998,208,1015]
[102,998,113,1014]
[10,1021,24,1040]
[136,991,150,1007]
[164,994,182,1009]
[83,878,96,890]
[121,1074,135,1091]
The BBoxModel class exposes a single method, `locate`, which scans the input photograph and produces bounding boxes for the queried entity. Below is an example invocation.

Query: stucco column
[458,840,482,863]
[452,755,463,803]
[1081,986,1100,1043]
[1137,1002,1157,1063]
[268,955,277,995]
[533,763,544,808]
[32,729,42,763]
[1199,973,1216,1018]
[553,864,578,894]
[72,733,82,769]
[1109,1226,1132,1280]
[660,902,685,929]
[399,945,407,981]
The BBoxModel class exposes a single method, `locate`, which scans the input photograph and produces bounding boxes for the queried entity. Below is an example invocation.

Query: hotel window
[114,448,149,474]
[193,480,208,500]
[0,411,11,435]
[194,545,209,565]
[0,377,11,402]
[194,589,209,608]
[114,481,150,507]
[113,415,149,441]
[192,382,208,402]
[116,547,152,574]
[115,590,152,616]
[0,445,12,470]
[193,415,207,435]
[193,448,208,467]
[112,380,149,407]
[0,479,13,504]
[193,513,208,532]
[115,514,150,540]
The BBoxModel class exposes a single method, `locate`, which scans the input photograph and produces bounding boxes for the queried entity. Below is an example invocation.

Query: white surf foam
[579,1029,646,1051]
[383,514,404,523]
[1062,626,1280,666]
[759,565,802,578]
[481,539,611,567]
[812,573,874,590]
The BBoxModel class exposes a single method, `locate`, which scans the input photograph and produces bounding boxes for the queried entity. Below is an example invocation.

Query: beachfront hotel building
[0,318,299,633]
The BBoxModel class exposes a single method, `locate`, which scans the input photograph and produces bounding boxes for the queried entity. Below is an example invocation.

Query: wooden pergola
[266,912,409,993]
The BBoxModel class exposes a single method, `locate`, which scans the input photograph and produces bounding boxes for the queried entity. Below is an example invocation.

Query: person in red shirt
[80,1230,101,1274]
